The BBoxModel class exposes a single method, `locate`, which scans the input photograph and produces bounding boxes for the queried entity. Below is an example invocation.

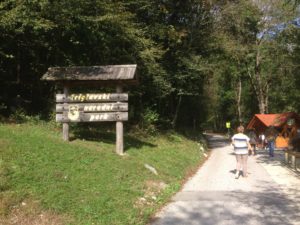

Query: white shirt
[232,133,250,155]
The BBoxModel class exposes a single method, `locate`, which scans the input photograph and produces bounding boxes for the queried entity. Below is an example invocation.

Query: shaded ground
[151,134,300,225]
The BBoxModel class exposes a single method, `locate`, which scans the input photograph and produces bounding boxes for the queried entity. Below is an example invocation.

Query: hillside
[0,121,207,225]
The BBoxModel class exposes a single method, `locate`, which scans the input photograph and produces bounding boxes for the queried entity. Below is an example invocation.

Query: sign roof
[41,64,137,83]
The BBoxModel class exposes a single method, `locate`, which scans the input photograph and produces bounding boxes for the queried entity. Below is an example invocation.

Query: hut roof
[247,112,300,133]
[41,65,137,84]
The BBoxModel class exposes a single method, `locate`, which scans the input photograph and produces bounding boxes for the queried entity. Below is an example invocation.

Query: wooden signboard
[55,93,128,123]
[56,93,128,103]
[56,112,128,122]
[56,103,128,112]
[41,65,137,155]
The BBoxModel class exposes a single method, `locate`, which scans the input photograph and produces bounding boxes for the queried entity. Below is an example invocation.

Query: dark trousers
[268,141,275,157]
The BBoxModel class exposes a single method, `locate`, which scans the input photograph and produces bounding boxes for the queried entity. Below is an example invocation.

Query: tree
[0,0,163,116]
[124,0,214,129]
[0,0,215,132]
[247,0,297,113]
[210,0,260,124]
[211,0,299,124]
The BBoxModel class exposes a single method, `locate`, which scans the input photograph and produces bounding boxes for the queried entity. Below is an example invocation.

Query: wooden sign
[56,103,128,112]
[55,92,128,123]
[56,93,128,103]
[42,64,138,155]
[56,112,128,122]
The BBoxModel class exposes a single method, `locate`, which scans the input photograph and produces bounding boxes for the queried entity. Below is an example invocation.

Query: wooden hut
[246,112,300,149]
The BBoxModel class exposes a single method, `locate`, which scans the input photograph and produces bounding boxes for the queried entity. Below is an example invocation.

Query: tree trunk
[265,84,269,113]
[248,40,269,114]
[237,77,242,123]
[258,91,266,114]
[256,42,265,114]
[256,73,268,114]
[172,95,182,129]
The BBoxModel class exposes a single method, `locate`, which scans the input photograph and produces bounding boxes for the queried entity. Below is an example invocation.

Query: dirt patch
[0,198,72,225]
[135,180,167,208]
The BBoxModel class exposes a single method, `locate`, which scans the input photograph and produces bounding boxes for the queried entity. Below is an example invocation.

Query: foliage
[206,0,260,128]
[207,0,300,129]
[269,25,300,112]
[140,108,159,134]
[0,0,214,131]
[0,0,300,131]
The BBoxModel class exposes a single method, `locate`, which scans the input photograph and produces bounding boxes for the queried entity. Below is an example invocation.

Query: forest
[1,0,300,131]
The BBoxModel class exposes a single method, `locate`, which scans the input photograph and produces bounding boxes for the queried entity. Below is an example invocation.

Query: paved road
[152,134,300,225]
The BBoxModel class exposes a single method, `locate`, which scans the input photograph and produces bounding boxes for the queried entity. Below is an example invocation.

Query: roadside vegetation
[0,118,207,225]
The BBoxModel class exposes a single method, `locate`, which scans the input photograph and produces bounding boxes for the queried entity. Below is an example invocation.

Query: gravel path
[151,133,300,225]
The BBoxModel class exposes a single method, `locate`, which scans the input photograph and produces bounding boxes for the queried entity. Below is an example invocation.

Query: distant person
[231,126,252,179]
[247,129,258,156]
[265,126,278,157]
[259,133,266,150]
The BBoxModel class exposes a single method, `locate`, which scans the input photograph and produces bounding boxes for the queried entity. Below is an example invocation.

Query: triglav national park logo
[68,105,80,121]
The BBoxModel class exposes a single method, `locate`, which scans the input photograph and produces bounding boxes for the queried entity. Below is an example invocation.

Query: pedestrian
[265,126,278,157]
[247,129,258,155]
[231,125,252,179]
[259,133,266,150]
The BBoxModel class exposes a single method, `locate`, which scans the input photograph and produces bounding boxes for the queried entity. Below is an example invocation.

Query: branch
[247,66,259,98]
[263,76,274,90]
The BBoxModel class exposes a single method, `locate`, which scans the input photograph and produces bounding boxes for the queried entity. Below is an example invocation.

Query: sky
[257,17,300,39]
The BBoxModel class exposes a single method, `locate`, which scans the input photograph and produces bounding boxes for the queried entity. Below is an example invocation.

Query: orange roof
[247,112,300,133]
[255,114,283,127]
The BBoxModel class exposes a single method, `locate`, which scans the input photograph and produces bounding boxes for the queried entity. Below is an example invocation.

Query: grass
[0,121,207,225]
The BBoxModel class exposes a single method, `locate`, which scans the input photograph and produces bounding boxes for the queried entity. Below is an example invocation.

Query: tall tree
[247,0,297,113]
[211,0,260,124]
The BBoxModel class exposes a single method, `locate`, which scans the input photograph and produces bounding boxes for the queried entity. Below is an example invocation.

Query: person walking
[259,133,266,150]
[265,126,278,157]
[231,125,252,179]
[247,129,258,155]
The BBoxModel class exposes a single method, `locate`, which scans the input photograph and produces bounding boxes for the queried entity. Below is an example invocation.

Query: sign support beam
[63,84,69,141]
[116,85,124,155]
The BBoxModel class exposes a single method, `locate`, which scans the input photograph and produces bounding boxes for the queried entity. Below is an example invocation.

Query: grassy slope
[0,122,206,225]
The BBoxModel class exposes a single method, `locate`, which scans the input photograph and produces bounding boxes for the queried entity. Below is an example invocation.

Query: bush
[140,108,159,134]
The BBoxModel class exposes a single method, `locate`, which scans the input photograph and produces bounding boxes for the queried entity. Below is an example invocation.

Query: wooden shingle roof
[246,112,300,133]
[41,65,137,85]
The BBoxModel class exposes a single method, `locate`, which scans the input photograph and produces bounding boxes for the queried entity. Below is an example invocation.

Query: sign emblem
[68,105,80,121]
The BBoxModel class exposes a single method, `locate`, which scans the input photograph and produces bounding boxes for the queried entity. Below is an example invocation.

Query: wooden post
[285,151,289,164]
[296,158,299,171]
[63,84,69,141]
[116,84,124,155]
[291,154,296,169]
